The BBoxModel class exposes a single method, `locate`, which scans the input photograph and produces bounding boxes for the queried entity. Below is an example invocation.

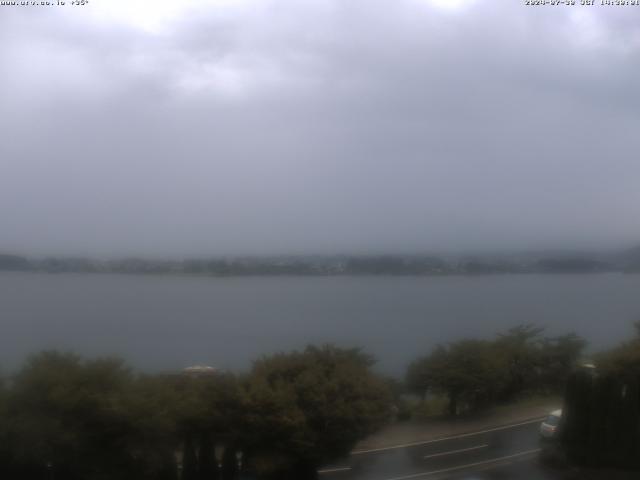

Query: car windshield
[546,415,560,427]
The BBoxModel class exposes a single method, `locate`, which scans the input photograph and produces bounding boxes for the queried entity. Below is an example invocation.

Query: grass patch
[408,395,449,420]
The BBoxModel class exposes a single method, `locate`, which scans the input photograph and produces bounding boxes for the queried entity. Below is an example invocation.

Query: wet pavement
[319,420,561,480]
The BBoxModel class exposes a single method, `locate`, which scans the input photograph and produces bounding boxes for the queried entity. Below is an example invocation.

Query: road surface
[318,418,562,480]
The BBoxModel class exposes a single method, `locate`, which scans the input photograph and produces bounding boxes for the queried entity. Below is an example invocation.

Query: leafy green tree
[595,321,640,375]
[124,375,181,480]
[4,352,180,480]
[170,372,243,479]
[242,345,391,479]
[0,345,400,479]
[408,325,586,415]
[4,352,137,479]
[495,324,545,399]
[409,340,508,416]
[240,373,308,477]
[495,325,585,398]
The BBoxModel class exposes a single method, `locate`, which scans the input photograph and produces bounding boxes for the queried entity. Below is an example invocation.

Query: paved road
[318,419,562,480]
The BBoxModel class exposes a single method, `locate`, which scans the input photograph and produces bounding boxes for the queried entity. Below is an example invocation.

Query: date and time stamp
[0,1,89,6]
[1,0,639,8]
[525,0,640,5]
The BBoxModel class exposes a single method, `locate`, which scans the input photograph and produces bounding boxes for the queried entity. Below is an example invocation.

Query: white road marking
[383,448,541,480]
[351,417,545,455]
[423,444,488,459]
[318,466,352,474]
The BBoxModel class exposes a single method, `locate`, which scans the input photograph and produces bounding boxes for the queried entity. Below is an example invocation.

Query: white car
[539,409,562,439]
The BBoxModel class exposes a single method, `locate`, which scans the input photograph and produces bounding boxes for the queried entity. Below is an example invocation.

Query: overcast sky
[1,0,639,257]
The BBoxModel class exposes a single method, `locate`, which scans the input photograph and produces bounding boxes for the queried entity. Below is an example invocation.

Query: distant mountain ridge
[2,247,640,276]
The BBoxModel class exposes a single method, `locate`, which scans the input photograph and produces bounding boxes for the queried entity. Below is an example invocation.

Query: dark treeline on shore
[2,246,640,276]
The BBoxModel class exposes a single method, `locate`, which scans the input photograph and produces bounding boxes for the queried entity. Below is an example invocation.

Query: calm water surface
[2,272,639,375]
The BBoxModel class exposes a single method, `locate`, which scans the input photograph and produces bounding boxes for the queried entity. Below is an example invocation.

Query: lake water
[2,272,639,376]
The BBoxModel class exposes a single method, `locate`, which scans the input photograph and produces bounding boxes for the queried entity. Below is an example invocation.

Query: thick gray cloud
[1,0,639,256]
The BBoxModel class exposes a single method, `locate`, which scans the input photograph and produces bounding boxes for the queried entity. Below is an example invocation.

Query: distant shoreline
[2,252,638,277]
[0,272,634,278]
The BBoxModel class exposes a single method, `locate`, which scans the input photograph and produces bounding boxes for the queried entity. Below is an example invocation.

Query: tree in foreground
[0,346,392,480]
[406,325,586,416]
[4,352,138,480]
[241,345,392,479]
[407,340,507,416]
